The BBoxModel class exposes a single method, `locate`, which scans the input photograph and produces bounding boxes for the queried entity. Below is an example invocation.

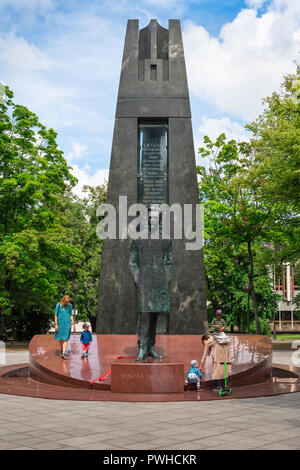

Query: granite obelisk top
[116,19,191,118]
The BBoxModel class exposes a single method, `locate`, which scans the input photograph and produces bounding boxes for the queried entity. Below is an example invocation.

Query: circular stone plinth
[0,333,298,401]
[28,333,273,391]
[0,362,299,401]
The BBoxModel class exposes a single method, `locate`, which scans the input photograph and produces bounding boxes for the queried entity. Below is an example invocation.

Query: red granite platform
[28,333,273,391]
[0,333,298,401]
[0,362,299,401]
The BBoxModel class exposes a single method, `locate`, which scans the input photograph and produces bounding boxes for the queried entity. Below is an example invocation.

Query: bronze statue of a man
[129,212,172,361]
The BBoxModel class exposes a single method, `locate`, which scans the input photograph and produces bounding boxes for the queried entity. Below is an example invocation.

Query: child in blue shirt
[185,360,202,392]
[80,323,92,358]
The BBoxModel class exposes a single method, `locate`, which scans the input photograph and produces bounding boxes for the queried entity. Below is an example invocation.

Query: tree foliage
[198,69,300,334]
[0,86,81,339]
[59,185,107,331]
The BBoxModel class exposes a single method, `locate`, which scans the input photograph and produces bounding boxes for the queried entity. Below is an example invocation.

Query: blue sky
[1,0,300,196]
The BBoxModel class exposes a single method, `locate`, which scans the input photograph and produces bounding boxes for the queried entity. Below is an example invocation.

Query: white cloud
[194,117,251,170]
[0,0,54,12]
[198,116,250,142]
[101,0,185,21]
[0,32,54,70]
[183,0,300,120]
[246,0,268,8]
[0,11,122,172]
[71,165,109,198]
[144,0,181,8]
[66,141,88,162]
[0,0,55,30]
[2,0,300,186]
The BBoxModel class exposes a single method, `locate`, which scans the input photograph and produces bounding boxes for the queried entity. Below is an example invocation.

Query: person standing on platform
[210,310,230,345]
[210,310,226,335]
[80,323,92,358]
[54,295,76,360]
[200,334,231,391]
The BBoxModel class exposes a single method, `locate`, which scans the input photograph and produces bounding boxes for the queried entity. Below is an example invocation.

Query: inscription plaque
[111,357,184,394]
[137,123,168,206]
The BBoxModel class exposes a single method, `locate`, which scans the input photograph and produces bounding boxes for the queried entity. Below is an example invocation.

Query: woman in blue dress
[54,295,76,359]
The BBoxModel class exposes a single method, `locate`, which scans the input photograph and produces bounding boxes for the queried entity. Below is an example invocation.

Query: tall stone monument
[96,19,207,335]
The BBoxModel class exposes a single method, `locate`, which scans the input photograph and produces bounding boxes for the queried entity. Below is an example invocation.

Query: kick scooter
[218,361,232,398]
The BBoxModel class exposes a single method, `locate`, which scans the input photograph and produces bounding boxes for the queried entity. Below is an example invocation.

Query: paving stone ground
[0,350,299,450]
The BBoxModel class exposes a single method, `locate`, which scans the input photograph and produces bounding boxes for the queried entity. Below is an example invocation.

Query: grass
[274,333,300,340]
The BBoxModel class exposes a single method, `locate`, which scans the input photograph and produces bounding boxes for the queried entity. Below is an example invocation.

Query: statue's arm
[129,240,139,284]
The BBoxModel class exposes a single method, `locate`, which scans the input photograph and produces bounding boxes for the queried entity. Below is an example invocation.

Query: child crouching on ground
[185,360,202,392]
[80,323,92,358]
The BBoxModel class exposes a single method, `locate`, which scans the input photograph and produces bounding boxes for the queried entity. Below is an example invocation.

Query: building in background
[275,263,300,331]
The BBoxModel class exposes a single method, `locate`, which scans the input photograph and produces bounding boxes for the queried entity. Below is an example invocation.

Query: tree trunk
[86,304,97,332]
[247,241,261,335]
[72,282,78,325]
[237,315,241,333]
[0,277,11,340]
[89,315,97,332]
[0,315,5,340]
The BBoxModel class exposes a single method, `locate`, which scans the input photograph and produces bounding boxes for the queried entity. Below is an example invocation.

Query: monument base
[110,357,184,394]
[0,334,299,400]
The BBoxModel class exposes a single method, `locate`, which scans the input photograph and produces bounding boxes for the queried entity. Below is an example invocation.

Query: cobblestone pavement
[0,349,299,450]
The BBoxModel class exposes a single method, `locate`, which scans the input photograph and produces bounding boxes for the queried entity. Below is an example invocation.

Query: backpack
[214,332,230,344]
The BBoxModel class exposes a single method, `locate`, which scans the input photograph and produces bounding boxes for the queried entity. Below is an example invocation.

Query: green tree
[198,134,279,334]
[246,70,300,265]
[59,184,107,331]
[198,67,300,335]
[0,86,81,339]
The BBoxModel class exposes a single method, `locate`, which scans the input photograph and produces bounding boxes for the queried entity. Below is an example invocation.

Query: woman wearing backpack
[200,334,231,391]
[54,295,76,360]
